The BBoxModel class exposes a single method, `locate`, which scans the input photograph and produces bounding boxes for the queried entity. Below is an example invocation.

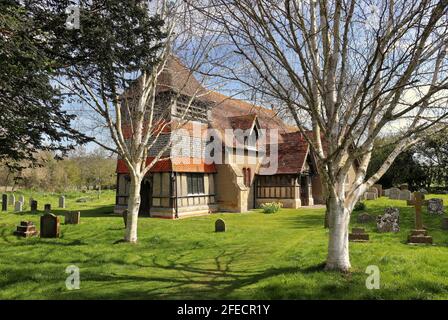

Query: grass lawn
[1,190,448,299]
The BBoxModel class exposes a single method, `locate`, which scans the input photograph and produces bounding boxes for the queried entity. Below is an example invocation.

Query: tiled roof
[117,158,217,174]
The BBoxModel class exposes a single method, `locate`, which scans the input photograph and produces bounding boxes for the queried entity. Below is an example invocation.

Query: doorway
[300,175,310,206]
[139,177,152,216]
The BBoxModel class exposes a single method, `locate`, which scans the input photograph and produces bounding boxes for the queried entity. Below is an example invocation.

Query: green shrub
[261,202,282,214]
[354,201,366,211]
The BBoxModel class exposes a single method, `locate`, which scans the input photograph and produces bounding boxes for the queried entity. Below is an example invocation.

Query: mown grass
[1,190,448,299]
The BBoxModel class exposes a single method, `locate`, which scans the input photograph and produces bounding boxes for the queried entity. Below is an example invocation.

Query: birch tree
[193,0,448,271]
[38,0,219,243]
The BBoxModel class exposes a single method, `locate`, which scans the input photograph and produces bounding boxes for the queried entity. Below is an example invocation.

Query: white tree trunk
[325,196,351,272]
[125,174,142,243]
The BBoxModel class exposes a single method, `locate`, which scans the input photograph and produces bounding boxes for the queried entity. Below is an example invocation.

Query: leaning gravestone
[215,218,226,232]
[44,204,51,213]
[399,189,413,201]
[427,198,444,215]
[377,207,400,232]
[8,194,15,206]
[40,213,60,238]
[65,211,80,225]
[357,212,373,223]
[59,196,66,209]
[14,201,22,212]
[31,200,38,212]
[389,187,401,200]
[2,194,7,211]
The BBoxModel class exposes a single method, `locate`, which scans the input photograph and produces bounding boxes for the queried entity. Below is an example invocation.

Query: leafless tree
[191,0,448,271]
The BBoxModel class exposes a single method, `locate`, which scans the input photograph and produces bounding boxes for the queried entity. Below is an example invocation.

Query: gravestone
[2,194,7,211]
[389,187,401,200]
[419,188,429,194]
[357,212,373,223]
[215,218,226,232]
[14,201,22,212]
[373,184,383,198]
[365,192,377,200]
[44,204,51,213]
[59,196,66,209]
[442,217,448,230]
[400,183,409,190]
[13,221,38,238]
[18,195,25,205]
[122,210,128,228]
[40,213,60,238]
[349,227,369,242]
[399,189,413,201]
[8,194,15,206]
[384,189,391,197]
[408,192,433,244]
[65,211,80,225]
[377,207,400,232]
[31,200,38,212]
[427,198,444,215]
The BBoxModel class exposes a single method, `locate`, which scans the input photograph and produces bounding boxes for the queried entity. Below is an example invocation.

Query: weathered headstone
[384,189,391,197]
[373,184,383,198]
[14,201,22,212]
[65,211,80,225]
[419,188,429,194]
[427,198,444,215]
[442,217,448,230]
[44,203,51,213]
[389,187,401,200]
[349,227,369,242]
[18,195,25,205]
[365,192,377,200]
[399,189,413,201]
[408,192,432,244]
[215,218,226,232]
[59,196,66,209]
[40,213,60,238]
[31,200,38,212]
[357,212,373,223]
[377,207,400,232]
[1,194,7,211]
[13,221,38,238]
[8,194,15,206]
[400,183,409,190]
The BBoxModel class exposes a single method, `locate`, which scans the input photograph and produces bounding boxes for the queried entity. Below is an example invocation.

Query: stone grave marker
[442,217,448,230]
[419,188,429,194]
[13,221,38,238]
[8,194,15,206]
[399,189,413,201]
[18,195,25,205]
[427,198,444,215]
[357,213,373,223]
[365,192,377,200]
[31,200,38,212]
[384,189,391,197]
[215,218,226,232]
[59,196,66,209]
[40,213,60,238]
[65,211,80,225]
[14,201,22,212]
[2,194,7,211]
[389,188,401,200]
[400,183,409,190]
[349,227,369,242]
[377,207,400,232]
[44,204,51,213]
[373,184,383,198]
[408,192,432,244]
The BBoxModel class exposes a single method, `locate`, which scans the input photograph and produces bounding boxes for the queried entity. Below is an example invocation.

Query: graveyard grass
[2,190,448,299]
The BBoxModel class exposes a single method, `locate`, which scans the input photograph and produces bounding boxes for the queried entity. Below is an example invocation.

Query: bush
[261,202,282,214]
[354,201,366,211]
